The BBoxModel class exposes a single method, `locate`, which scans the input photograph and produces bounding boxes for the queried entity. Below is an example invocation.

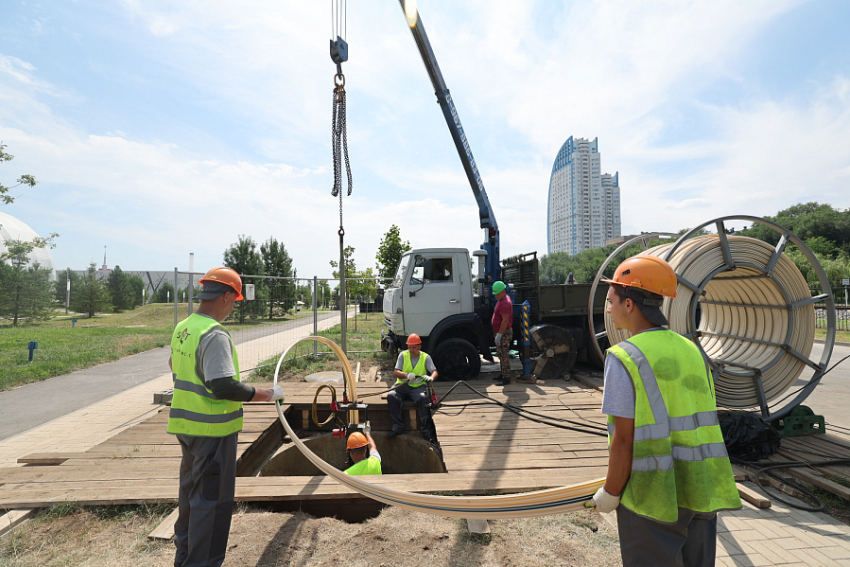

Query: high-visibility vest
[345,456,382,475]
[396,350,430,388]
[606,329,741,523]
[167,313,243,437]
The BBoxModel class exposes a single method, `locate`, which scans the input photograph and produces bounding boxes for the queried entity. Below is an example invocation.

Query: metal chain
[331,75,352,199]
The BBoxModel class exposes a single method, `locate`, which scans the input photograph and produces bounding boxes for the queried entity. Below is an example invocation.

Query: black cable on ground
[435,380,608,437]
[826,422,850,435]
[732,456,850,512]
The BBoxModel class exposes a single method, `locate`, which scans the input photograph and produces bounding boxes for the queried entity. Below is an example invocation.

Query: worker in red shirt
[491,281,513,386]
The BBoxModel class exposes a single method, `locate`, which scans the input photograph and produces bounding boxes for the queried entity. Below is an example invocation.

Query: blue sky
[2,0,849,278]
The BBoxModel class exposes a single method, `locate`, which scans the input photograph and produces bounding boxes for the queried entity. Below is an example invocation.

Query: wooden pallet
[0,380,609,510]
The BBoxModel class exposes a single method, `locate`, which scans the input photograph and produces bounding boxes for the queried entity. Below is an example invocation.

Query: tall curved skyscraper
[547,136,620,255]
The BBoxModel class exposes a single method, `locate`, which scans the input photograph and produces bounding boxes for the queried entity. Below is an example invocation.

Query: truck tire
[433,338,481,381]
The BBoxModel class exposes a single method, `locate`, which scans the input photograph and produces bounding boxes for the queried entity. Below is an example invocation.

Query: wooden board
[13,379,847,511]
[736,482,771,508]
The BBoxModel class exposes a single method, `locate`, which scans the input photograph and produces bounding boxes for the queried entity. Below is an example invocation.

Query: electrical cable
[765,353,850,410]
[731,456,850,512]
[312,384,338,427]
[433,380,608,437]
[274,336,604,518]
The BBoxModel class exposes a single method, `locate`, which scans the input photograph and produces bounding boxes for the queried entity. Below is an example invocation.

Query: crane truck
[380,2,608,380]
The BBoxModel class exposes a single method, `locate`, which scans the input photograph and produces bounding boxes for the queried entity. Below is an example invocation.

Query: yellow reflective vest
[396,350,431,388]
[167,313,243,437]
[345,455,382,475]
[606,329,741,523]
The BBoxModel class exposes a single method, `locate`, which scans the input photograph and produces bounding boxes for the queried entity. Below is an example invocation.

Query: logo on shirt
[177,327,191,344]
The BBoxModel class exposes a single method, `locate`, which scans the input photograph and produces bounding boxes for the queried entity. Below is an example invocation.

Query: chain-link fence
[171,271,392,373]
[811,285,850,333]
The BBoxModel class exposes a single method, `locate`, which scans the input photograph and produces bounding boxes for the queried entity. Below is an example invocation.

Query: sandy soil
[2,504,623,567]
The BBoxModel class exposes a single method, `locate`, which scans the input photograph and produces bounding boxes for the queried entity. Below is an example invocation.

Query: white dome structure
[0,211,56,280]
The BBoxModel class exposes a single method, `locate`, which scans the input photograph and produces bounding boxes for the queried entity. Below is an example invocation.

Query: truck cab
[382,248,493,380]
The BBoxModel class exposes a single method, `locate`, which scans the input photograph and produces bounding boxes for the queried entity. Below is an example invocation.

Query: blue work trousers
[174,433,238,567]
[387,383,435,439]
[616,505,718,567]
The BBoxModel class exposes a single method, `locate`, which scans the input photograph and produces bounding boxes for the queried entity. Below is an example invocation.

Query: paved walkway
[2,332,850,565]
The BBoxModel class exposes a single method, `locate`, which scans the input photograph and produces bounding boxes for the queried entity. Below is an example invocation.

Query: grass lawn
[249,311,394,383]
[815,327,850,344]
[0,303,307,392]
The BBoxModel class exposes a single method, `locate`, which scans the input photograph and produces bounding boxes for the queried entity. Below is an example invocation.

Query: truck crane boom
[398,1,500,285]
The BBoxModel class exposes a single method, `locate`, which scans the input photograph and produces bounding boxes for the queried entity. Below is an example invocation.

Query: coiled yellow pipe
[605,235,816,409]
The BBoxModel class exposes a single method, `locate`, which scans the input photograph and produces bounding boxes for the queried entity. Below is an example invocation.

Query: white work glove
[588,486,620,513]
[363,421,371,435]
[495,333,503,345]
[270,385,285,402]
[407,372,416,382]
[423,374,434,382]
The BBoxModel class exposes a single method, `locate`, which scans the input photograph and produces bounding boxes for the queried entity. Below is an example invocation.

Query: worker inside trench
[255,405,445,522]
[260,404,445,477]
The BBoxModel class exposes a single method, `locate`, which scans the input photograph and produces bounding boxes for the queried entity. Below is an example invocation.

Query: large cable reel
[589,217,836,422]
[529,324,578,380]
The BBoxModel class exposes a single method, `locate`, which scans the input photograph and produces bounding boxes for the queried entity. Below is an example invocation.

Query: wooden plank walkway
[0,380,610,509]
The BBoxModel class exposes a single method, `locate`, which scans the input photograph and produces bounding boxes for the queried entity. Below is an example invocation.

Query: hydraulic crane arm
[398,1,500,284]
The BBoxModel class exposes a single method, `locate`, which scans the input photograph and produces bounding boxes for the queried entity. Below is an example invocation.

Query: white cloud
[3,0,848,280]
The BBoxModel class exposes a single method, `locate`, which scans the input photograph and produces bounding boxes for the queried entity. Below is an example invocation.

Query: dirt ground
[1,504,623,567]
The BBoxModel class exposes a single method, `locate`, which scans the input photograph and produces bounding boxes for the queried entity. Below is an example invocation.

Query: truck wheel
[529,324,578,380]
[433,338,481,381]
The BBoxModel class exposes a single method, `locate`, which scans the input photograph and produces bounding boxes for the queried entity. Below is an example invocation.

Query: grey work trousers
[387,383,436,439]
[174,433,238,567]
[616,505,718,567]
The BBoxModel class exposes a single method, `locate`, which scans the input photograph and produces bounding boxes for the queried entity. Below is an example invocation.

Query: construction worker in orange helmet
[601,255,677,328]
[199,266,245,300]
[592,254,740,567]
[406,333,422,345]
[167,265,283,567]
[388,333,439,444]
[344,423,382,475]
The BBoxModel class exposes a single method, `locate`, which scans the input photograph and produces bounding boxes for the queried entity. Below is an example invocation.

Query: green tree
[376,224,411,281]
[178,284,201,303]
[224,235,264,320]
[330,245,357,307]
[260,236,297,318]
[739,202,850,258]
[0,142,37,205]
[155,281,175,303]
[127,274,147,307]
[803,236,837,259]
[106,266,133,312]
[224,235,264,276]
[71,263,109,317]
[296,283,313,309]
[0,235,58,326]
[316,280,332,308]
[0,262,54,325]
[351,267,378,303]
[55,268,82,309]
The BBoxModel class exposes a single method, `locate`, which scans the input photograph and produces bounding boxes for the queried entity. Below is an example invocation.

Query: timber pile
[733,433,850,501]
[0,380,610,509]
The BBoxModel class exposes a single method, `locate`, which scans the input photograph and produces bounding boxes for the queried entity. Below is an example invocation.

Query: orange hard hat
[406,333,422,346]
[346,432,368,450]
[199,267,244,300]
[602,255,678,298]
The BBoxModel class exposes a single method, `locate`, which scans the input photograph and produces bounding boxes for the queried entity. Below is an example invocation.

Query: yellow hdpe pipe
[273,336,603,518]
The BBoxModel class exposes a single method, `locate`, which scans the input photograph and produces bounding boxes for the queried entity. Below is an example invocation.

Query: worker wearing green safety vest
[590,256,741,567]
[344,423,382,475]
[387,334,439,443]
[167,267,286,567]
